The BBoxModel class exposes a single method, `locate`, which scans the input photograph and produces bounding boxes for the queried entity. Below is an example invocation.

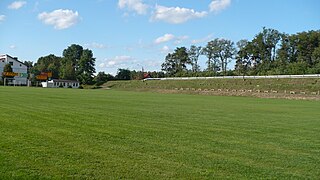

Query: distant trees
[111,69,165,81]
[188,45,201,73]
[76,49,96,85]
[161,47,190,76]
[213,38,236,76]
[235,39,251,76]
[32,44,96,85]
[236,29,320,75]
[61,44,96,84]
[94,72,108,86]
[116,69,131,80]
[160,28,320,77]
[33,54,61,79]
[26,28,320,84]
[61,44,83,80]
[162,38,236,77]
[202,40,217,74]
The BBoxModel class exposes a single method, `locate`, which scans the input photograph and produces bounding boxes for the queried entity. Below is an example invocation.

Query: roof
[51,79,79,83]
[1,54,27,67]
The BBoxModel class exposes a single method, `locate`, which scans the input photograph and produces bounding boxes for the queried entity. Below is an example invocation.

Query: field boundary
[145,74,320,81]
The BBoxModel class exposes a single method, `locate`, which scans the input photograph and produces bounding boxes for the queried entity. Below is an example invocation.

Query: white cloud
[108,61,117,66]
[100,55,136,68]
[151,5,207,24]
[154,34,175,44]
[85,42,107,49]
[98,63,105,68]
[174,35,189,45]
[160,45,171,54]
[191,34,214,44]
[142,59,162,69]
[209,0,231,13]
[113,55,134,62]
[8,1,27,10]
[118,0,148,15]
[0,15,5,22]
[9,45,17,49]
[38,9,79,30]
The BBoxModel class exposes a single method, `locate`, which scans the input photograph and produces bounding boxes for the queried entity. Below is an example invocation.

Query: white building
[0,54,28,85]
[41,79,80,88]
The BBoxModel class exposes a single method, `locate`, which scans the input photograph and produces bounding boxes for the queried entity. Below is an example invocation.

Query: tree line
[4,27,319,86]
[161,28,320,77]
[23,44,96,85]
[23,44,163,86]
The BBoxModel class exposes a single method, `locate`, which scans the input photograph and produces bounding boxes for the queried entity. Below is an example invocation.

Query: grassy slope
[0,87,319,179]
[106,78,320,93]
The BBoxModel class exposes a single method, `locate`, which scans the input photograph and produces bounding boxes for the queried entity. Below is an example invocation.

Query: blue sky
[1,0,320,75]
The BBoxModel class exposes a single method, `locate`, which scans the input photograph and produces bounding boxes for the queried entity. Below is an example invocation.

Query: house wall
[0,54,28,85]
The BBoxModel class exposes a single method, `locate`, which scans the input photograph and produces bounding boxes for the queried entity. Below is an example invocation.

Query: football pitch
[0,87,319,178]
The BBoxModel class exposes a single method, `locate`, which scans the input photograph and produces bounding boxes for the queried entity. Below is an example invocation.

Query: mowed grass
[0,87,319,179]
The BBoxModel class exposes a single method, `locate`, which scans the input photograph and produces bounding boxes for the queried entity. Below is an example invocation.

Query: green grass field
[0,87,319,179]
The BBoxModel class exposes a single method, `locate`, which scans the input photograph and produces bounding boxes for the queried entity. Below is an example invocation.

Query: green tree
[61,44,83,80]
[286,61,308,75]
[235,39,251,76]
[161,53,176,76]
[295,30,320,66]
[116,69,131,80]
[3,63,13,73]
[23,61,33,70]
[202,39,235,75]
[311,46,320,65]
[161,47,190,77]
[276,30,320,74]
[188,45,202,73]
[215,39,236,75]
[76,49,96,85]
[174,47,190,76]
[2,64,14,85]
[61,44,96,84]
[246,28,282,74]
[63,62,76,80]
[34,54,61,79]
[202,40,219,74]
[94,72,108,86]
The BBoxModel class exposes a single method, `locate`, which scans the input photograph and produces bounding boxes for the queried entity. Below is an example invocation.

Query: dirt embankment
[130,88,320,100]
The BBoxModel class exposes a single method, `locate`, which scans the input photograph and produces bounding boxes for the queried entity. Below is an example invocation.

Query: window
[9,62,13,66]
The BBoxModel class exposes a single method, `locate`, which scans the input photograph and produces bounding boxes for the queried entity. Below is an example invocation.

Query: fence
[145,74,320,81]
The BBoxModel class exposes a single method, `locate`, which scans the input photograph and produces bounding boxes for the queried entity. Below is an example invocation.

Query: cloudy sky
[1,0,319,74]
